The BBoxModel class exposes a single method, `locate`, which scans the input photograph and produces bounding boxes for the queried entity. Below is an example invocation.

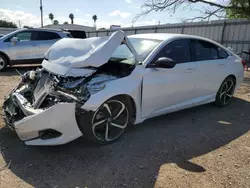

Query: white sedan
[3,30,244,145]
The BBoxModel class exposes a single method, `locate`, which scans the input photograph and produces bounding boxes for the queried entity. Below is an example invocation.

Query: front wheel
[215,77,236,107]
[78,97,132,144]
[0,55,8,71]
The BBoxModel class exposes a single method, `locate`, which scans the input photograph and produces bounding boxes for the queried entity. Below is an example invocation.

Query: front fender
[81,70,143,123]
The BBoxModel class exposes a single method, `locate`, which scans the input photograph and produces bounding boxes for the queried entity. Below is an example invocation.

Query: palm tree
[92,15,97,28]
[69,13,74,24]
[49,13,54,24]
[53,20,59,25]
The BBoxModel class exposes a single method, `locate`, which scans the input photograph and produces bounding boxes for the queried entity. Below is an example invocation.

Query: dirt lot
[0,67,250,188]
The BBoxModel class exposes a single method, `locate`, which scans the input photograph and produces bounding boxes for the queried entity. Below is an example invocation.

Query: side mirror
[11,37,18,45]
[147,57,176,69]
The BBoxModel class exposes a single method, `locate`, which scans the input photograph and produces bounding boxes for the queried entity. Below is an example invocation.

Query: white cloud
[0,8,50,27]
[108,10,131,18]
[0,8,93,28]
[125,0,132,3]
[85,14,91,17]
[75,9,79,12]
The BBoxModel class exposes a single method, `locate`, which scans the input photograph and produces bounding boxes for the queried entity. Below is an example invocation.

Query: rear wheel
[0,55,7,71]
[78,97,132,144]
[215,77,235,107]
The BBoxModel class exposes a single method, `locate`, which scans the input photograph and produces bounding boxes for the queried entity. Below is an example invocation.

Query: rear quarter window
[218,47,229,59]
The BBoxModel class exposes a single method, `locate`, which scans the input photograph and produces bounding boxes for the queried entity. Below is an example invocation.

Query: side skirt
[10,58,43,66]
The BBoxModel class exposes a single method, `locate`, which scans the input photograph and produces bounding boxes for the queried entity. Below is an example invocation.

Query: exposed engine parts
[3,68,119,126]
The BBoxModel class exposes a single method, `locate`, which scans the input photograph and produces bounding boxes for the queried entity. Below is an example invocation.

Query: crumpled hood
[42,30,140,77]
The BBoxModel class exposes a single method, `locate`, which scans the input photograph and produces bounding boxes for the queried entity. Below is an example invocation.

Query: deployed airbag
[44,30,125,68]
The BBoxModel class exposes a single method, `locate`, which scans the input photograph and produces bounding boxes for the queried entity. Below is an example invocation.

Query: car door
[190,39,230,100]
[36,31,61,58]
[142,39,198,118]
[7,31,40,61]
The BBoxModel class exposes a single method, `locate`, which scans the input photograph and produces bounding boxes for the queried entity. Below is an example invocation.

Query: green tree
[69,13,74,24]
[53,20,59,25]
[0,20,17,28]
[226,0,250,18]
[134,0,250,23]
[49,13,54,23]
[92,15,97,27]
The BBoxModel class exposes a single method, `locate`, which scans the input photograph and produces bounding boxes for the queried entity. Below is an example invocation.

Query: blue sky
[0,0,221,28]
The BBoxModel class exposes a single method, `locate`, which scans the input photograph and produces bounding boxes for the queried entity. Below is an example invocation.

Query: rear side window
[218,47,229,59]
[191,40,219,61]
[36,31,61,40]
[156,39,191,63]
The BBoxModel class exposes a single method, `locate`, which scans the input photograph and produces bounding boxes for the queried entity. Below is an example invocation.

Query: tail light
[241,60,246,66]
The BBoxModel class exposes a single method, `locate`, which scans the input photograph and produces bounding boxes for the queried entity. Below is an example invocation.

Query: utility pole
[18,20,21,28]
[40,0,43,27]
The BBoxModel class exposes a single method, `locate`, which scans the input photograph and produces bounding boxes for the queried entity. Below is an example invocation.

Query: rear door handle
[184,68,195,73]
[218,64,225,68]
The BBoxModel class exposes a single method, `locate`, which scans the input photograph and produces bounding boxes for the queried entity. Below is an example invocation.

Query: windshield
[110,38,162,65]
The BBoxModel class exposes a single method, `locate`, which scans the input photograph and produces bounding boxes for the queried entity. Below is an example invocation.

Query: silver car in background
[0,28,71,71]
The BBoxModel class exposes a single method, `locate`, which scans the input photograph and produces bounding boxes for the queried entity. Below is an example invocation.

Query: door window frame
[190,39,229,61]
[148,38,192,65]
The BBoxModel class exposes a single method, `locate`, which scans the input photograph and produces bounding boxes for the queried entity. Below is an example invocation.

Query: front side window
[36,31,61,40]
[191,40,219,61]
[155,39,191,63]
[4,31,34,42]
[16,31,32,41]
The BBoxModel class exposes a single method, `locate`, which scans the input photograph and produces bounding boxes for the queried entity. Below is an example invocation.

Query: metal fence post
[135,29,137,34]
[181,24,185,34]
[155,27,157,33]
[220,21,226,44]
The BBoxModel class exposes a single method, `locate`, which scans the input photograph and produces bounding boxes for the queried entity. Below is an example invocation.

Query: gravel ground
[0,67,250,188]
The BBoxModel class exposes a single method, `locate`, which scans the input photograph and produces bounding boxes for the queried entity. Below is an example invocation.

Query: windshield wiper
[110,57,127,61]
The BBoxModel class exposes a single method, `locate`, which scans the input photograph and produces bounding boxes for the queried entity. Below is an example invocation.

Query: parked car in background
[63,29,86,39]
[3,30,244,146]
[0,28,71,71]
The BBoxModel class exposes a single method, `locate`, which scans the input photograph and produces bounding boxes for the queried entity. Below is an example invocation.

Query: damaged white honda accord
[3,30,244,146]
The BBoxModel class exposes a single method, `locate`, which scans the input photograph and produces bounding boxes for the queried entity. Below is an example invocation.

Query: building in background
[110,25,121,29]
[44,24,95,32]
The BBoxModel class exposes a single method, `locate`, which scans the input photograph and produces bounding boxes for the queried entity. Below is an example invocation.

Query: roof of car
[21,28,67,33]
[128,33,213,42]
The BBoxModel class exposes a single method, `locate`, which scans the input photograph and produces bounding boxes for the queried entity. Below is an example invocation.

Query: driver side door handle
[184,68,195,73]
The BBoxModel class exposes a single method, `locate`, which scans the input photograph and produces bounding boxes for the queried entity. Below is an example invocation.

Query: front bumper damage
[3,94,83,145]
[2,70,86,146]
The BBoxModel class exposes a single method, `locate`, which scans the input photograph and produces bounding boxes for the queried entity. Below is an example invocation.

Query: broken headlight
[87,82,106,95]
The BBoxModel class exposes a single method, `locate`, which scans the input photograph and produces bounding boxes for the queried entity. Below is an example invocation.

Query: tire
[76,96,132,144]
[215,76,236,107]
[0,55,8,71]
